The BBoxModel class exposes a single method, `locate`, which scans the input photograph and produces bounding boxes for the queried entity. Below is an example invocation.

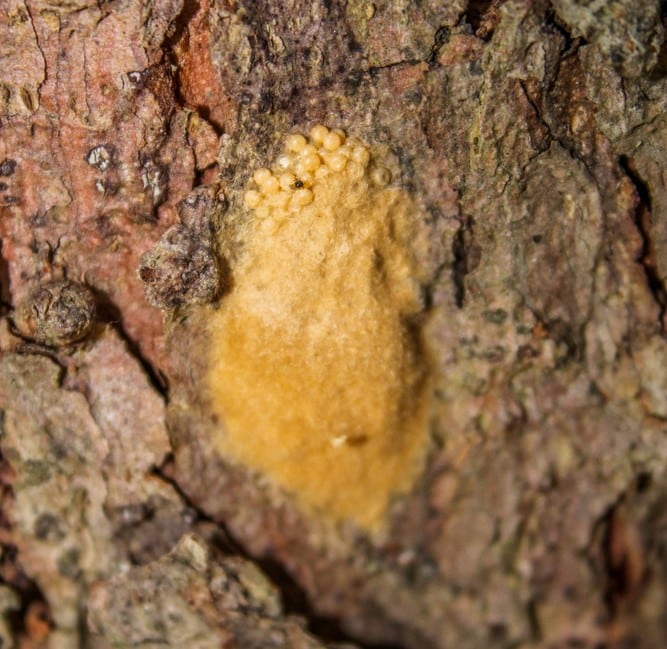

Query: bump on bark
[12,280,96,346]
[138,224,221,309]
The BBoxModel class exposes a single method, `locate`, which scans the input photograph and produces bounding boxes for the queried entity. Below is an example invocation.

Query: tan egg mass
[207,126,431,531]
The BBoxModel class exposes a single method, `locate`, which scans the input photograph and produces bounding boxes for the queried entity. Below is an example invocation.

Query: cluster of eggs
[242,125,391,218]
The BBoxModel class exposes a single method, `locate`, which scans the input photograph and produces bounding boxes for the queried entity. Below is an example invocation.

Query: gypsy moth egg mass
[207,126,431,532]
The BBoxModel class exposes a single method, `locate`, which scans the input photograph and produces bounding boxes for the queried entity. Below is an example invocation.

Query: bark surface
[1,1,667,648]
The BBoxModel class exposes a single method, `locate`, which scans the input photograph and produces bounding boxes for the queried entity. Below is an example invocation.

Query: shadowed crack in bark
[90,288,169,396]
[150,457,407,649]
[466,0,506,40]
[452,216,476,308]
[0,442,53,643]
[618,154,667,328]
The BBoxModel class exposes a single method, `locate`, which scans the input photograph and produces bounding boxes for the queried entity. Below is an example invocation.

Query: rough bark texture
[1,1,667,648]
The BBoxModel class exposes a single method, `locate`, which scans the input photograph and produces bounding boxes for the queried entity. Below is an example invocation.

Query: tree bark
[1,1,667,648]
